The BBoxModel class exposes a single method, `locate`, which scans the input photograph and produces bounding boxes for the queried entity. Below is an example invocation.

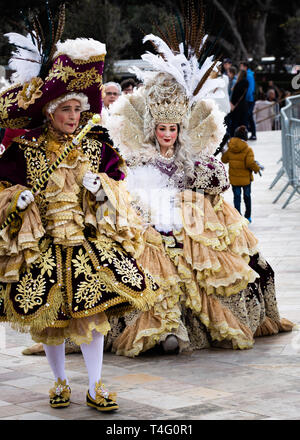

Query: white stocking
[43,342,69,384]
[80,330,104,399]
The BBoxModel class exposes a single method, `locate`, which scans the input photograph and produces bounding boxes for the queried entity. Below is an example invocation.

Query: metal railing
[271,94,300,208]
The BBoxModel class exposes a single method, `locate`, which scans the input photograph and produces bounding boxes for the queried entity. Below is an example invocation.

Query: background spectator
[267,80,283,101]
[222,58,232,76]
[228,66,237,98]
[221,125,261,223]
[240,61,256,140]
[103,82,122,110]
[228,69,249,137]
[121,78,136,94]
[253,92,274,131]
[102,81,122,126]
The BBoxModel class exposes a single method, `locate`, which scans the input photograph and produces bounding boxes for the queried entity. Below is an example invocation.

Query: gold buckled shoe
[86,380,118,412]
[49,378,71,408]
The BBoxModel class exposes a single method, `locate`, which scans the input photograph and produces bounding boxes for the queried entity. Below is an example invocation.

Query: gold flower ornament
[17,77,44,110]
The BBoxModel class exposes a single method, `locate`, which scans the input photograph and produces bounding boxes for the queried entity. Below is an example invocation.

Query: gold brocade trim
[53,54,105,64]
[80,112,95,126]
[18,77,44,110]
[81,137,102,173]
[0,117,30,129]
[0,89,18,120]
[65,246,126,319]
[65,242,159,319]
[14,133,46,148]
[55,245,68,317]
[46,320,69,329]
[3,282,64,333]
[0,182,13,191]
[113,283,183,357]
[199,311,254,349]
[105,304,135,319]
[67,318,111,346]
[84,240,159,307]
[0,82,22,95]
[47,60,103,91]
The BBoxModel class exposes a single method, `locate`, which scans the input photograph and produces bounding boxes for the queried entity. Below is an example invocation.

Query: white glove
[17,190,34,210]
[82,171,101,194]
[0,144,5,156]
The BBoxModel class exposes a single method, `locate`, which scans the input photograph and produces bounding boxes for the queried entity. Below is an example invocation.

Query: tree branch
[211,0,249,59]
[209,35,236,56]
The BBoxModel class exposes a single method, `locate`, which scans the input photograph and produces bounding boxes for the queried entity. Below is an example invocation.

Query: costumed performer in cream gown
[102,15,294,357]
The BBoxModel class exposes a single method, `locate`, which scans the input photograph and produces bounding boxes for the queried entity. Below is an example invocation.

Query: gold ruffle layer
[0,184,45,282]
[30,312,111,346]
[110,192,293,356]
[111,227,184,357]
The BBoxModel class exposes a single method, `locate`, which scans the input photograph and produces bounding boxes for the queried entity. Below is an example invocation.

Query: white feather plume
[53,38,106,60]
[126,165,182,233]
[5,33,42,84]
[130,33,224,105]
[0,76,10,92]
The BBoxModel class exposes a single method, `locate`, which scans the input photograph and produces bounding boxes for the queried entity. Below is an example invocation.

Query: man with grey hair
[103,81,121,109]
[102,82,121,126]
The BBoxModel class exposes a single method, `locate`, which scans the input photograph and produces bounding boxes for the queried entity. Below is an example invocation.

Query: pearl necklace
[157,151,175,162]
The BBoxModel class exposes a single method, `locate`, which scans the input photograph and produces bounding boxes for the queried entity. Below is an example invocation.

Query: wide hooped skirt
[0,232,159,345]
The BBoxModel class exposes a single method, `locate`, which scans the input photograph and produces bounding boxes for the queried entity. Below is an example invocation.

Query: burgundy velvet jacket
[0,126,124,187]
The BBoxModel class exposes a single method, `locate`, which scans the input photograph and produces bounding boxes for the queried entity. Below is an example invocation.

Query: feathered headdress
[5,2,66,84]
[0,2,106,130]
[130,0,224,110]
[106,1,226,158]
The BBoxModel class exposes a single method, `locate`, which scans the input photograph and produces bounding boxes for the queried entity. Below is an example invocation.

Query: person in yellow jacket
[221,125,261,223]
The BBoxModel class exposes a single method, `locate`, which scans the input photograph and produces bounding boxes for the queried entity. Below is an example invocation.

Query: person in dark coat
[227,70,249,137]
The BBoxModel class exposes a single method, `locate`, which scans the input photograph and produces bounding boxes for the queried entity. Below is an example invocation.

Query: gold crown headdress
[145,73,189,123]
[147,99,188,124]
[129,0,225,124]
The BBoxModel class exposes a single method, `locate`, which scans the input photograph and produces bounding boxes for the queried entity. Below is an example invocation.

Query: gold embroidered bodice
[21,130,102,232]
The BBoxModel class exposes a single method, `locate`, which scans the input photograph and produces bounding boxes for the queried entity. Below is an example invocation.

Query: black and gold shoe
[86,380,119,412]
[49,378,71,408]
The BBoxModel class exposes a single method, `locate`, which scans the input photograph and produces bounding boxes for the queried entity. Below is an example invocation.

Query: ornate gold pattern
[81,138,102,172]
[90,234,124,263]
[17,77,44,110]
[74,275,107,310]
[113,258,143,289]
[0,91,18,120]
[49,378,71,400]
[53,54,105,64]
[0,117,30,129]
[47,60,103,91]
[148,98,188,124]
[66,246,125,318]
[15,273,46,314]
[94,380,117,405]
[23,144,49,226]
[36,241,56,277]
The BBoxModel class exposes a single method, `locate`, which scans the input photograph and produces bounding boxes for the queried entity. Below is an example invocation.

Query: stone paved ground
[0,131,299,421]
